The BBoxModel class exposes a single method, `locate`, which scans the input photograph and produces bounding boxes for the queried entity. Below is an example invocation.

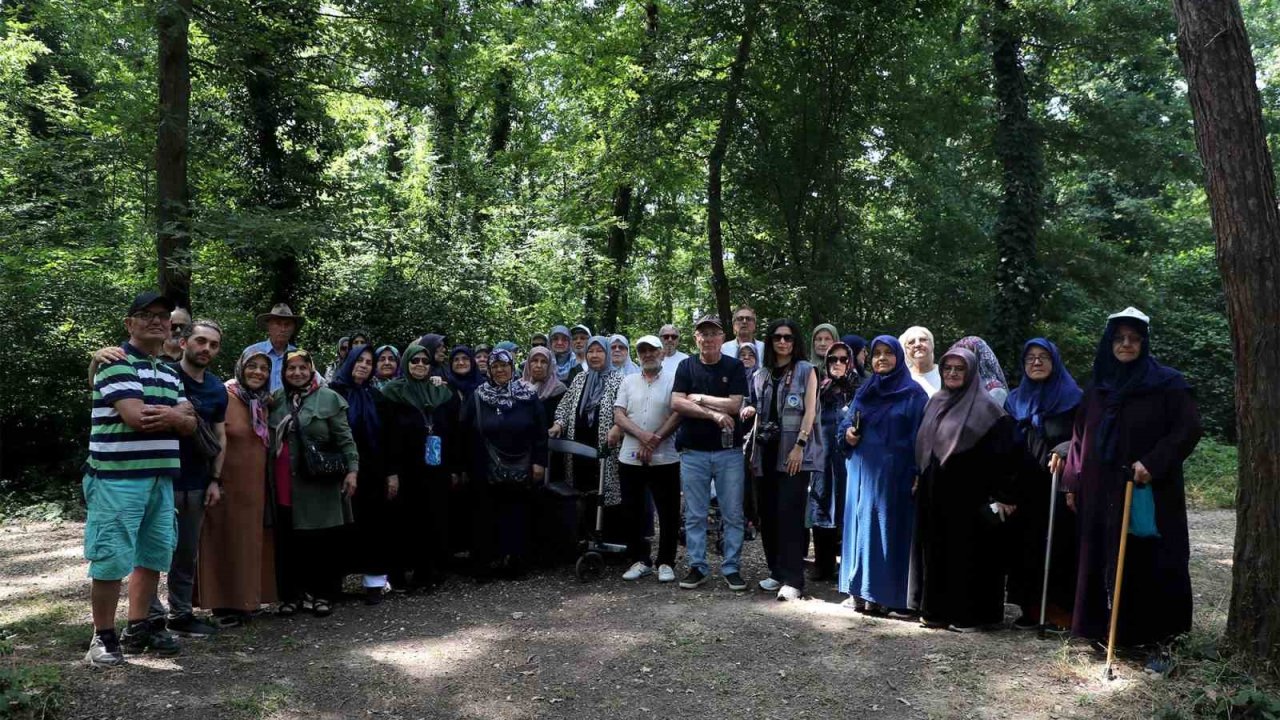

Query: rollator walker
[549,438,628,581]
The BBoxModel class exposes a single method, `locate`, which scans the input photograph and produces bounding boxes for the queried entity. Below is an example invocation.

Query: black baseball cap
[694,313,723,331]
[128,290,176,316]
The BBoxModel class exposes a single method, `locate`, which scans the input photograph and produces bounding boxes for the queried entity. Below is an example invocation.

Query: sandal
[275,601,298,617]
[311,598,333,617]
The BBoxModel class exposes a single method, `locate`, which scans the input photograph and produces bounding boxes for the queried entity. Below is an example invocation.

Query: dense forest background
[2,0,1277,497]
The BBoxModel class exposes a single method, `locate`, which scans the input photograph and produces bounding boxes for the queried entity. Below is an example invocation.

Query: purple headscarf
[915,347,1007,470]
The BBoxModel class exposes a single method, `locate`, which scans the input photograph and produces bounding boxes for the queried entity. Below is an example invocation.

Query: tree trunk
[1172,0,1280,669]
[601,184,634,333]
[707,0,760,322]
[156,0,192,309]
[987,0,1044,373]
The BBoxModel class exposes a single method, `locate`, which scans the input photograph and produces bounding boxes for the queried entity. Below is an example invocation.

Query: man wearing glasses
[720,305,764,361]
[658,323,689,373]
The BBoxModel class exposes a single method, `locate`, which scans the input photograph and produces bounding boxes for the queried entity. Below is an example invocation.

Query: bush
[0,664,63,720]
[1184,436,1238,510]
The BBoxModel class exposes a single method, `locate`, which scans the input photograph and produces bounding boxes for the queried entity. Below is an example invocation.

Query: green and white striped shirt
[86,342,188,480]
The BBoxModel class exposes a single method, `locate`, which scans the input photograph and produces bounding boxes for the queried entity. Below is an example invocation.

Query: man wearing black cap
[670,314,749,591]
[82,291,198,667]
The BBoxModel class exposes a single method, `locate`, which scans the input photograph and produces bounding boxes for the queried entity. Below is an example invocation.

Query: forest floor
[0,510,1246,720]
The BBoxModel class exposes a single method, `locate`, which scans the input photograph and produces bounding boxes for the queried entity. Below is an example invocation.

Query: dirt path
[1,511,1236,719]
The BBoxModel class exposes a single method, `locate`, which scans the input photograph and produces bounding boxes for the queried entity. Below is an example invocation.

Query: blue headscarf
[841,334,868,378]
[609,334,641,376]
[851,335,928,427]
[1005,338,1083,443]
[1091,316,1190,462]
[445,345,483,393]
[329,344,382,454]
[549,325,577,380]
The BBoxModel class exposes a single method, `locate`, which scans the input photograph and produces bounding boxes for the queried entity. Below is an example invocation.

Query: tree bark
[1172,0,1280,669]
[156,0,192,309]
[987,0,1044,373]
[602,184,634,334]
[707,0,760,322]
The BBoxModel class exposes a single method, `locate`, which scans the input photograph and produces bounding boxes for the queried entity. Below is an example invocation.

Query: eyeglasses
[408,357,429,366]
[771,333,795,342]
[828,355,850,364]
[941,365,967,376]
[734,316,755,323]
[1024,353,1052,366]
[131,311,171,323]
[1112,333,1144,346]
[660,334,678,340]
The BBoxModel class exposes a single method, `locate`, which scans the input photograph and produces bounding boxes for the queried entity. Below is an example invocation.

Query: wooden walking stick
[1103,477,1136,681]
[1038,465,1063,639]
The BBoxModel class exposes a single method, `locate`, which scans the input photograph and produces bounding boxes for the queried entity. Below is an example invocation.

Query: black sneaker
[678,568,707,589]
[120,618,181,656]
[84,629,125,668]
[167,613,220,638]
[723,572,747,591]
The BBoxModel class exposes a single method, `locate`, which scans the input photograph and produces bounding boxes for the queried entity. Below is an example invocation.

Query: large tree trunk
[601,184,634,334]
[707,0,760,322]
[1172,0,1280,669]
[987,0,1044,373]
[156,0,192,309]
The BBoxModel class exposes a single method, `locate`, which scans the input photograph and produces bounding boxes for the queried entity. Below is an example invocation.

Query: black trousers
[756,469,810,591]
[470,482,534,568]
[392,469,451,585]
[812,526,839,580]
[619,462,681,567]
[274,507,344,602]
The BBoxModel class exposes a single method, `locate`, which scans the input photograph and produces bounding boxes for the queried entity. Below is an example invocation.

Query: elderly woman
[1061,308,1201,674]
[951,336,1009,405]
[461,349,549,578]
[550,337,623,497]
[522,346,569,420]
[912,347,1018,631]
[809,341,860,583]
[748,320,823,601]
[196,349,277,627]
[899,326,941,397]
[323,337,350,383]
[810,323,839,366]
[446,346,483,396]
[269,350,358,617]
[329,345,398,604]
[416,334,449,377]
[548,325,579,382]
[473,344,493,379]
[738,341,760,379]
[838,336,929,616]
[381,343,455,592]
[1005,338,1082,631]
[372,345,401,390]
[841,334,869,380]
[610,334,641,376]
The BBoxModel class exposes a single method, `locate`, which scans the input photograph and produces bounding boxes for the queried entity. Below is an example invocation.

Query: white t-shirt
[613,370,679,466]
[721,339,763,361]
[911,366,942,397]
[661,351,689,373]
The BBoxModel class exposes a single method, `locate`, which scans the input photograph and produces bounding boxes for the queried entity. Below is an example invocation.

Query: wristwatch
[795,438,808,448]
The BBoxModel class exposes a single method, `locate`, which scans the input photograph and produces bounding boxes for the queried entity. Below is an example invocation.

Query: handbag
[292,410,346,482]
[1129,485,1160,538]
[486,443,532,484]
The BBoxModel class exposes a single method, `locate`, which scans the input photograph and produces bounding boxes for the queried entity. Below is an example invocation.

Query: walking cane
[1103,477,1136,681]
[1037,464,1063,639]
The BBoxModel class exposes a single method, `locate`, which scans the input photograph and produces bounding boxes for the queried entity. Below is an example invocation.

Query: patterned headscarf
[227,348,272,447]
[521,346,569,400]
[951,336,1008,397]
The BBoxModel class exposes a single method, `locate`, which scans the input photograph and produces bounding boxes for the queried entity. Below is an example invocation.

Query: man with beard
[899,325,941,397]
[161,307,191,363]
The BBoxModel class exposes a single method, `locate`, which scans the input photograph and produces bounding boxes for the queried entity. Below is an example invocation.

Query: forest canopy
[2,0,1277,491]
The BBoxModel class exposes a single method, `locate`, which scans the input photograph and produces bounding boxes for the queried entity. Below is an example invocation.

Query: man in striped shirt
[83,291,198,668]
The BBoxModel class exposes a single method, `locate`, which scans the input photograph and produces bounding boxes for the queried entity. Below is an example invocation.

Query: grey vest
[749,360,826,475]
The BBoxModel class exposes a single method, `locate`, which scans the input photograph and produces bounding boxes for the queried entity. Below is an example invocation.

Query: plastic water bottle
[720,424,734,449]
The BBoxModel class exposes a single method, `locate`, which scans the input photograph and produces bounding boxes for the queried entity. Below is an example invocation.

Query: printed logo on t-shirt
[786,393,802,409]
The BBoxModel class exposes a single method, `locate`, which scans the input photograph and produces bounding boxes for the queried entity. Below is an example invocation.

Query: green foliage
[0,664,63,720]
[1149,632,1280,719]
[1185,436,1239,510]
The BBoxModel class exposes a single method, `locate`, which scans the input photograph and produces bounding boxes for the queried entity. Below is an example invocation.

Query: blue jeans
[680,449,745,575]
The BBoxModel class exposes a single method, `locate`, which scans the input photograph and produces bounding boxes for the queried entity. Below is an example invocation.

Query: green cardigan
[269,386,360,531]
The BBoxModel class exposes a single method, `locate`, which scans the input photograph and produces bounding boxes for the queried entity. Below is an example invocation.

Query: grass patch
[1184,437,1238,510]
[0,663,64,720]
[1145,632,1280,719]
[222,682,292,720]
[0,602,85,656]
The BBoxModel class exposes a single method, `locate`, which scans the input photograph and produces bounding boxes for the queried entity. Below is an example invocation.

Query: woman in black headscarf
[912,346,1019,632]
[808,341,861,583]
[1061,308,1201,673]
[328,345,398,604]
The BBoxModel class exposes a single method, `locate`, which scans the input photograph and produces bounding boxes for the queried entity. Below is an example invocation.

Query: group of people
[80,294,1202,677]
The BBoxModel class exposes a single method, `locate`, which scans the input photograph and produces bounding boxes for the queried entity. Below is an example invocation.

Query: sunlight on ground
[357,624,509,679]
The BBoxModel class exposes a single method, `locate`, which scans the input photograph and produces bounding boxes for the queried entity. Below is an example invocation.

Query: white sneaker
[657,565,676,583]
[776,585,802,601]
[622,562,654,581]
[758,577,782,591]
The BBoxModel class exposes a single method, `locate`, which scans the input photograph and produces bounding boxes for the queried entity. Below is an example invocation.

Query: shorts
[82,474,177,581]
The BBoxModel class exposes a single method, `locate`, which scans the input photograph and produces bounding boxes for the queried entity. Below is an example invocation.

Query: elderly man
[899,325,941,396]
[658,324,689,373]
[608,335,683,583]
[671,314,748,591]
[246,304,303,392]
[720,305,763,361]
[83,291,198,667]
[160,307,191,363]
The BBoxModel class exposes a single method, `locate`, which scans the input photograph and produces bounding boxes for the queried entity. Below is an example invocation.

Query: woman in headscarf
[445,345,483,396]
[738,342,760,379]
[841,334,869,380]
[951,336,1010,405]
[461,349,549,578]
[550,336,624,507]
[748,319,823,601]
[811,323,840,368]
[323,337,350,384]
[417,333,448,377]
[1061,308,1201,674]
[196,349,277,627]
[808,341,861,583]
[609,334,641,376]
[837,336,929,616]
[548,325,579,382]
[373,345,401,389]
[328,345,399,604]
[381,343,456,592]
[441,345,484,560]
[472,343,493,380]
[522,346,569,419]
[912,346,1019,631]
[269,350,358,617]
[1004,338,1082,631]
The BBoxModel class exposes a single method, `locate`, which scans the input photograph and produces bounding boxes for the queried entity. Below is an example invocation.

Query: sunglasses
[408,356,430,366]
[734,316,755,323]
[660,334,678,340]
[828,355,850,364]
[771,333,795,342]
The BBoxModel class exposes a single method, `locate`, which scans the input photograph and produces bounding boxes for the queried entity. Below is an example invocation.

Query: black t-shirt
[673,354,748,451]
[173,364,228,492]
